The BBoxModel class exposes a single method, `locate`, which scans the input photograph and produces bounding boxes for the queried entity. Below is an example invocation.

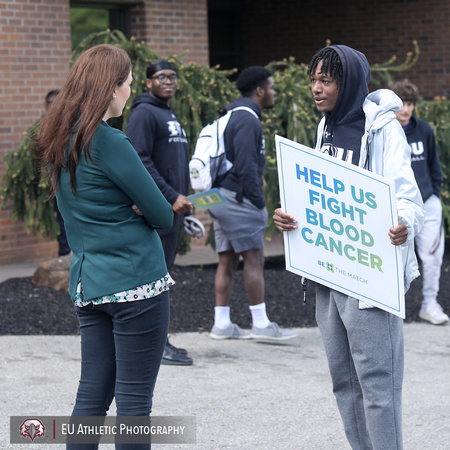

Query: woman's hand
[131,204,143,216]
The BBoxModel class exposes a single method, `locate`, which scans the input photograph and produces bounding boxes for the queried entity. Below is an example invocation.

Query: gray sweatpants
[316,285,404,450]
[415,195,445,305]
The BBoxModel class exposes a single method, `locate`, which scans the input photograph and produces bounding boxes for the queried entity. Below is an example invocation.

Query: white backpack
[189,106,258,191]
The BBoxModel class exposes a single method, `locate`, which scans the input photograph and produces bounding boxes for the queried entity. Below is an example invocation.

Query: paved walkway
[1,238,449,449]
[1,325,449,449]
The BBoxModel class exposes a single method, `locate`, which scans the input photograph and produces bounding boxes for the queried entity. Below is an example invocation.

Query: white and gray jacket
[315,89,424,300]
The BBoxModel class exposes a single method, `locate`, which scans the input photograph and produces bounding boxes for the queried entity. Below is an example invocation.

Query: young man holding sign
[274,46,424,449]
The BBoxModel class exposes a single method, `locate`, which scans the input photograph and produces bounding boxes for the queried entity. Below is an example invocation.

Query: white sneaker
[210,323,252,340]
[419,301,449,325]
[250,321,298,342]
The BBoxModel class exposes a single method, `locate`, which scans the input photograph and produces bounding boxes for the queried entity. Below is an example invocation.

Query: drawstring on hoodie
[301,276,307,302]
[363,138,370,170]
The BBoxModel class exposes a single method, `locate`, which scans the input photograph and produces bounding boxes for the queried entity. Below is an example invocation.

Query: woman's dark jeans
[67,291,170,450]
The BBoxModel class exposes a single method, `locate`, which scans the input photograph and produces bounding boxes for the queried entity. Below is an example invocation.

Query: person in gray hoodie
[274,46,424,449]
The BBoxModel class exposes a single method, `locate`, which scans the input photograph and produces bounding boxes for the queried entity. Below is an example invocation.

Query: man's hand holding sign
[274,211,408,244]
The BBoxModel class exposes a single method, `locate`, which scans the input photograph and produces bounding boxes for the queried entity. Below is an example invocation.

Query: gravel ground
[1,254,449,335]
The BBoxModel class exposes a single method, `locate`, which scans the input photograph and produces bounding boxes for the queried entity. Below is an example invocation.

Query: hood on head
[328,45,371,126]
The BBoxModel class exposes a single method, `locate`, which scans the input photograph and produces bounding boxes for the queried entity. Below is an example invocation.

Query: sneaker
[251,321,298,342]
[161,343,193,366]
[419,301,449,325]
[210,323,251,340]
[166,340,188,356]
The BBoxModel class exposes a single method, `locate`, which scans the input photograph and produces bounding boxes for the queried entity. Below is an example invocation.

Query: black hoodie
[319,45,371,166]
[404,115,443,202]
[126,93,190,205]
[220,97,266,209]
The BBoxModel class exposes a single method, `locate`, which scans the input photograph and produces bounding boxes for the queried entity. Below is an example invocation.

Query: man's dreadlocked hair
[307,47,343,88]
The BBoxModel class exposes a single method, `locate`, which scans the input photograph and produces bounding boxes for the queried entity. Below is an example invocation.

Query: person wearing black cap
[126,59,194,366]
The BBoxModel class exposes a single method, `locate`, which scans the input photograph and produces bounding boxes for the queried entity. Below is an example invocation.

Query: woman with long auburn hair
[38,44,174,449]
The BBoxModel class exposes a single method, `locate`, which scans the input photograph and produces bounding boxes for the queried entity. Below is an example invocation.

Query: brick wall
[0,0,71,265]
[0,0,210,266]
[130,0,209,65]
[2,0,447,265]
[240,0,450,100]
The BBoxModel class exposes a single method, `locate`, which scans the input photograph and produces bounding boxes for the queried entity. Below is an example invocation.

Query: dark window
[70,2,130,50]
[208,3,241,72]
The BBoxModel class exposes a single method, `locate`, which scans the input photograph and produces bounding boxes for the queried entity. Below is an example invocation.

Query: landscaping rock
[32,253,72,292]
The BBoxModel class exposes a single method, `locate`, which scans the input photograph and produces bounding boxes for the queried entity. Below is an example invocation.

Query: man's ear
[146,78,152,89]
[255,85,265,99]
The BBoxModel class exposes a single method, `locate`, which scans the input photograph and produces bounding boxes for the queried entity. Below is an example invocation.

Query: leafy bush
[1,30,238,242]
[3,31,449,245]
[1,119,60,239]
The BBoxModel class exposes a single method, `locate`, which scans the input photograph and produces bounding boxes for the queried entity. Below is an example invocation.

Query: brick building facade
[0,0,208,265]
[236,0,450,99]
[0,0,72,265]
[1,0,448,265]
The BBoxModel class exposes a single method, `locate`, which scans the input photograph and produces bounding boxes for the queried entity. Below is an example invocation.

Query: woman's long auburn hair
[37,44,132,197]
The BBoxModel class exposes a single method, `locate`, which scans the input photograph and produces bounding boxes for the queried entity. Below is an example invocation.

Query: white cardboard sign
[276,135,405,318]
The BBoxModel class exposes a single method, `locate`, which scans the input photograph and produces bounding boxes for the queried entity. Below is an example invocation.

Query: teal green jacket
[56,121,173,301]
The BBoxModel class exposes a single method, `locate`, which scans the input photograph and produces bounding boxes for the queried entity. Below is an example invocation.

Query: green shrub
[4,31,448,245]
[1,119,60,239]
